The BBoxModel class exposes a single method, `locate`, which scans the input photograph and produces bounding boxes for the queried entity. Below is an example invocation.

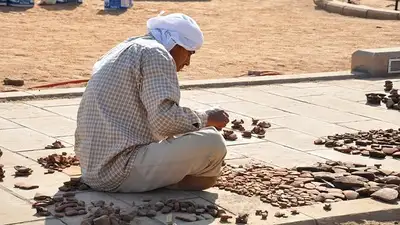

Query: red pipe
[28,79,90,89]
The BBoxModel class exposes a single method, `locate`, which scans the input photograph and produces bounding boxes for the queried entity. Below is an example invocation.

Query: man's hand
[206,110,229,130]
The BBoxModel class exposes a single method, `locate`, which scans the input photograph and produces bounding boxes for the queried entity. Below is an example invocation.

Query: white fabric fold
[147,12,204,52]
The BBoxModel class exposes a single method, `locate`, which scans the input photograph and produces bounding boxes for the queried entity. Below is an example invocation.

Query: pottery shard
[382,147,399,155]
[351,171,376,181]
[371,188,399,203]
[176,214,197,222]
[369,150,386,159]
[361,150,370,156]
[312,172,339,182]
[343,190,359,200]
[393,152,400,158]
[381,176,400,185]
[332,176,366,189]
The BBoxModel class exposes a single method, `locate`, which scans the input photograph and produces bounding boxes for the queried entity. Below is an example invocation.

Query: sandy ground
[0,0,399,91]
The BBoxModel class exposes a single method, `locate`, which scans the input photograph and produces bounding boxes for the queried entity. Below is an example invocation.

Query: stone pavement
[0,77,400,225]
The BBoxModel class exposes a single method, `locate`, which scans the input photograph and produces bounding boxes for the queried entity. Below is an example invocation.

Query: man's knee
[201,127,227,159]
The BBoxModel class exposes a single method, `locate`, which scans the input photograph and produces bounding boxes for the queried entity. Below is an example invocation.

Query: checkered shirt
[74,35,208,192]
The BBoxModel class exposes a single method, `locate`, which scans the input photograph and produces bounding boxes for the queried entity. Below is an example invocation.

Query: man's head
[147,13,203,72]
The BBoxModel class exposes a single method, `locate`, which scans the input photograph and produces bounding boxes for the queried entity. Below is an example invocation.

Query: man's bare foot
[166,175,218,191]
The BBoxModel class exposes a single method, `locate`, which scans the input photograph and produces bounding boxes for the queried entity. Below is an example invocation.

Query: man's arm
[139,47,208,137]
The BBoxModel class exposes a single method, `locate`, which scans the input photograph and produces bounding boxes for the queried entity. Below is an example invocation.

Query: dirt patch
[0,0,399,91]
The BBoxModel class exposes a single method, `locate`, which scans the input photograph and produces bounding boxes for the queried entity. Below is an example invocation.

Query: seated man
[74,12,229,193]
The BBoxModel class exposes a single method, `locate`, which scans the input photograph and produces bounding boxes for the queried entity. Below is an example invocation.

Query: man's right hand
[206,110,229,130]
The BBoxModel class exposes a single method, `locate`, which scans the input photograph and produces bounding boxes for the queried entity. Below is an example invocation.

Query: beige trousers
[116,126,227,192]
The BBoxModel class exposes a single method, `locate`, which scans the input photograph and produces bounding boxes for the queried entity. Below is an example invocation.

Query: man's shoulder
[127,35,168,54]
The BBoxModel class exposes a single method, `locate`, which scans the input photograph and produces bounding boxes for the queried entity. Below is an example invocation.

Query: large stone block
[351,47,400,77]
[342,5,368,18]
[325,1,345,14]
[367,8,400,20]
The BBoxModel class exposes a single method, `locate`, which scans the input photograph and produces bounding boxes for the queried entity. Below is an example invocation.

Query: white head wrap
[147,12,204,52]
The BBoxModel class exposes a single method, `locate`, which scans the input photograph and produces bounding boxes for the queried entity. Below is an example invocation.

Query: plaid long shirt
[74,35,209,192]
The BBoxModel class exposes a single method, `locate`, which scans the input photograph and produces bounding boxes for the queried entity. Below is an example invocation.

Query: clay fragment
[14,166,33,177]
[219,213,232,223]
[242,131,252,138]
[222,129,237,141]
[235,213,249,224]
[323,204,331,211]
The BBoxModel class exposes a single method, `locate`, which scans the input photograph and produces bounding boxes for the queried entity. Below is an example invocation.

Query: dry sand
[0,0,399,91]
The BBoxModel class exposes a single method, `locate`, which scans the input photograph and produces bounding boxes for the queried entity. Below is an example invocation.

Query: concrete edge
[294,198,400,225]
[313,0,400,20]
[0,70,395,102]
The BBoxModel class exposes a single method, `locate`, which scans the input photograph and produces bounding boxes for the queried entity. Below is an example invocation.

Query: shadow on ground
[38,3,80,11]
[40,187,219,225]
[0,6,32,13]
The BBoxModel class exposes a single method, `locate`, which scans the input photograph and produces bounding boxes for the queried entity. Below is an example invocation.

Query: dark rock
[351,171,376,181]
[371,188,399,203]
[380,176,400,185]
[369,150,386,159]
[332,176,367,189]
[176,214,197,222]
[93,215,110,225]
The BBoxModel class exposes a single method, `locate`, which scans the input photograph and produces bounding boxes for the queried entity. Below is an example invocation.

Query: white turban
[147,12,204,52]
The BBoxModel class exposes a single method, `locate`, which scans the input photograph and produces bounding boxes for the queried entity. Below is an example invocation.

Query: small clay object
[384,81,393,92]
[3,78,24,86]
[14,182,39,190]
[291,209,300,215]
[44,169,55,174]
[255,210,262,216]
[242,131,252,138]
[45,140,65,149]
[252,118,259,125]
[222,130,238,141]
[274,211,286,218]
[14,166,33,177]
[323,204,331,211]
[235,213,249,224]
[314,138,326,145]
[219,213,232,223]
[257,121,271,128]
[386,98,395,109]
[35,206,51,217]
[261,211,268,220]
[257,134,265,139]
[365,93,382,105]
[390,89,399,96]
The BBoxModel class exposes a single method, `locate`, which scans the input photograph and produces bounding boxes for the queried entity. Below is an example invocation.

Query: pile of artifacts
[313,128,400,159]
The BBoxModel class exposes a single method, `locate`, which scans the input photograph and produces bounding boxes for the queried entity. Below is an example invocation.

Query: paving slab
[282,103,370,123]
[206,86,309,109]
[0,188,53,225]
[263,128,322,151]
[0,128,71,151]
[215,101,292,119]
[298,198,400,225]
[8,219,65,225]
[0,103,56,119]
[0,147,37,168]
[11,116,76,137]
[0,117,21,130]
[191,188,316,225]
[0,164,71,200]
[308,149,400,172]
[338,119,397,131]
[268,115,357,137]
[181,89,241,104]
[227,142,326,168]
[43,105,79,120]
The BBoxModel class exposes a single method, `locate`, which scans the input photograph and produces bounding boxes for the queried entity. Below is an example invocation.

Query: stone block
[367,8,400,20]
[342,5,368,18]
[325,1,345,14]
[351,47,400,77]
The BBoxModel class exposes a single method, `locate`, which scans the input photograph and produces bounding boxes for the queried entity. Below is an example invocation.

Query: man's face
[170,45,195,72]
